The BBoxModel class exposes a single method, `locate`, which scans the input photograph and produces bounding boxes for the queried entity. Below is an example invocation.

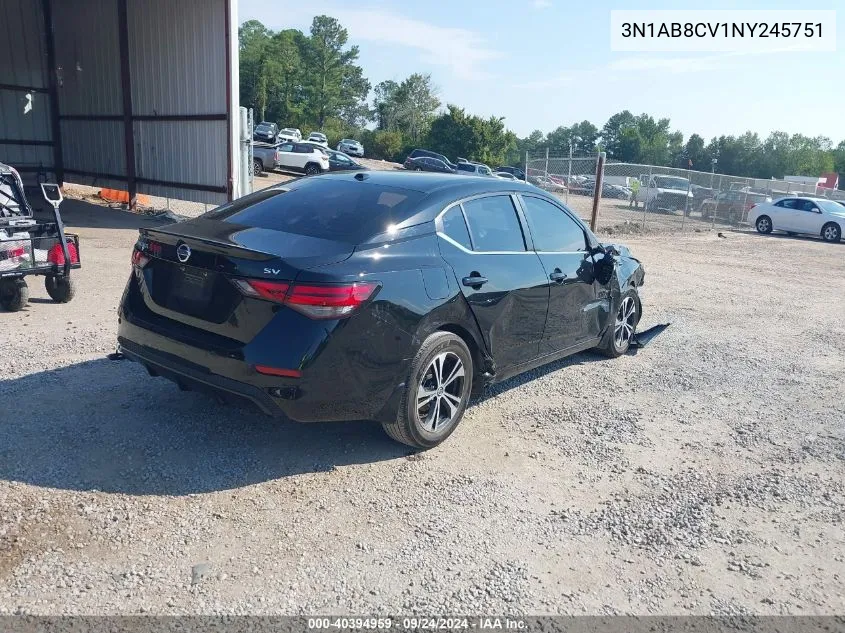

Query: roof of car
[293,170,541,197]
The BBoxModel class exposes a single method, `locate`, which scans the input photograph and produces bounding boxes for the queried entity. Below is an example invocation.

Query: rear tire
[755,215,773,234]
[598,290,640,358]
[45,275,76,303]
[382,331,473,450]
[821,222,841,243]
[304,163,321,176]
[252,158,262,175]
[0,278,29,312]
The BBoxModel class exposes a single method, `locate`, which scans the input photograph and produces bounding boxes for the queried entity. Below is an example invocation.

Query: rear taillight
[131,248,149,268]
[47,243,79,265]
[232,279,379,319]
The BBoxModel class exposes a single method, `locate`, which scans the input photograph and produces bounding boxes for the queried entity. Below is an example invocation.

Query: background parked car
[404,156,457,174]
[307,132,328,147]
[336,139,364,157]
[699,191,771,223]
[253,122,279,143]
[406,148,456,170]
[327,149,367,172]
[495,165,526,180]
[748,196,845,242]
[455,161,494,177]
[277,128,302,142]
[274,142,329,175]
[584,181,630,199]
[496,172,517,181]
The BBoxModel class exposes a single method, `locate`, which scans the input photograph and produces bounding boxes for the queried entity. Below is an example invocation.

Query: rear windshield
[204,178,425,243]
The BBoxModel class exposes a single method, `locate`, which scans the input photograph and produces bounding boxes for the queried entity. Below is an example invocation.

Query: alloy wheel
[416,352,465,432]
[614,296,637,349]
[757,217,771,232]
[823,225,839,241]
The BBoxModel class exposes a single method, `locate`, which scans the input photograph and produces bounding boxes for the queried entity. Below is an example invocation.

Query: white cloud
[317,8,503,81]
[608,48,799,74]
[533,0,553,8]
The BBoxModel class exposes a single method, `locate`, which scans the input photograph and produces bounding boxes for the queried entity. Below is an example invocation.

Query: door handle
[549,269,567,283]
[462,275,488,288]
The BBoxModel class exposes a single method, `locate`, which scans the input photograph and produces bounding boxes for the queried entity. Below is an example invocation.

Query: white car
[275,141,329,175]
[307,132,328,148]
[748,196,845,243]
[278,128,302,142]
[495,172,517,181]
[337,138,364,157]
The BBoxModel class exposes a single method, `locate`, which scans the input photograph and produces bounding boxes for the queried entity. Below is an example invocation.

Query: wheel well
[436,324,487,376]
[822,220,841,232]
[305,161,321,170]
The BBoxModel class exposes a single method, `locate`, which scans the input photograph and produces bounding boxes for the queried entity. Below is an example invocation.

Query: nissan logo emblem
[176,243,191,263]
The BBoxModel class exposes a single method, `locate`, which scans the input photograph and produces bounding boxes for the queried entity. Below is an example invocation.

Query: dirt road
[1,200,843,615]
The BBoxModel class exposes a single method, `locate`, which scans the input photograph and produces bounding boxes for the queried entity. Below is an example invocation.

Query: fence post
[711,175,722,229]
[589,152,606,232]
[641,164,651,229]
[741,178,749,226]
[524,151,528,183]
[544,147,549,180]
[681,166,692,230]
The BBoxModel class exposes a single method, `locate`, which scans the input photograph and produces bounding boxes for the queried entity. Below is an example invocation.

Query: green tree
[600,110,637,161]
[302,16,369,128]
[393,73,441,144]
[682,134,709,170]
[426,105,516,166]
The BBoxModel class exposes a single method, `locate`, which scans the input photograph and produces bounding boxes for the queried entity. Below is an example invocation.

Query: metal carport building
[0,0,241,207]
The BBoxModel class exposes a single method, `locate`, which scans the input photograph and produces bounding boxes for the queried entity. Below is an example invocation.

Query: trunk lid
[133,218,355,341]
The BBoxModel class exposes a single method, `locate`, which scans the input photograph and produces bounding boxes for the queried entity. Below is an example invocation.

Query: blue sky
[239,1,843,144]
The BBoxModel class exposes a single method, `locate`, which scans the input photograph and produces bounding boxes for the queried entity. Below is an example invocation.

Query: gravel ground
[0,198,843,616]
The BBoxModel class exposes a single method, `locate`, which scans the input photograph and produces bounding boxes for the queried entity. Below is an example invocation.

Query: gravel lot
[1,195,843,615]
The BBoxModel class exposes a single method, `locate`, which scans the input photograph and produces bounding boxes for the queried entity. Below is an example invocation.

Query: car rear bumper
[118,336,287,417]
[117,291,413,424]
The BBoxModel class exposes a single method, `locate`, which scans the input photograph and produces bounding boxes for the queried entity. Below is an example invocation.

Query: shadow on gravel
[0,359,409,496]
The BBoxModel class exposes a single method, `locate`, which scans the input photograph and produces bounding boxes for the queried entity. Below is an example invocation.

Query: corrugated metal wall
[128,0,229,203]
[0,0,54,179]
[53,0,126,191]
[1,0,235,205]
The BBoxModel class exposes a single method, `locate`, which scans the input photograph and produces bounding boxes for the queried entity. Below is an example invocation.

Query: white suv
[278,128,302,142]
[276,142,329,175]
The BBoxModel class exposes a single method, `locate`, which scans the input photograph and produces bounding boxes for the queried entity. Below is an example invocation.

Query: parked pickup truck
[638,174,695,214]
[252,143,280,175]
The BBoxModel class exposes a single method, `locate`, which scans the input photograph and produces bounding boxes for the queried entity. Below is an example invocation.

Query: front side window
[461,196,526,252]
[520,196,586,252]
[456,163,475,173]
[797,199,818,212]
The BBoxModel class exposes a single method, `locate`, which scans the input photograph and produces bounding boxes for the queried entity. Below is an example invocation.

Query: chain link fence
[525,151,845,234]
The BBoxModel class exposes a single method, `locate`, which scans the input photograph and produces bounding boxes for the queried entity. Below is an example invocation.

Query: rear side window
[294,144,311,153]
[520,196,586,252]
[456,163,475,173]
[461,196,525,252]
[440,206,472,250]
[776,199,798,209]
[205,179,424,243]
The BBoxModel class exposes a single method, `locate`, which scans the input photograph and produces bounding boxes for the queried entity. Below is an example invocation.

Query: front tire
[45,275,76,302]
[755,215,773,234]
[0,278,29,312]
[821,222,841,243]
[382,331,473,449]
[598,291,639,358]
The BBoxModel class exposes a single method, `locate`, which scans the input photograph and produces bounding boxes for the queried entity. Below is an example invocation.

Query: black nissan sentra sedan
[118,172,644,448]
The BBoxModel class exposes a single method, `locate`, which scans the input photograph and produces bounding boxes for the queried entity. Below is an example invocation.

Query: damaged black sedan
[117,172,644,449]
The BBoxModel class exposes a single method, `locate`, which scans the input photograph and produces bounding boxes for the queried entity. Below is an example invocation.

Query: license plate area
[169,265,214,312]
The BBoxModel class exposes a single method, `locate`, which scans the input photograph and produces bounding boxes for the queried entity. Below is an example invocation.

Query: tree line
[240,16,844,184]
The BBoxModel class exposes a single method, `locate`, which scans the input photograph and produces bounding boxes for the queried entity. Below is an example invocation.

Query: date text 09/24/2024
[307,617,527,630]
